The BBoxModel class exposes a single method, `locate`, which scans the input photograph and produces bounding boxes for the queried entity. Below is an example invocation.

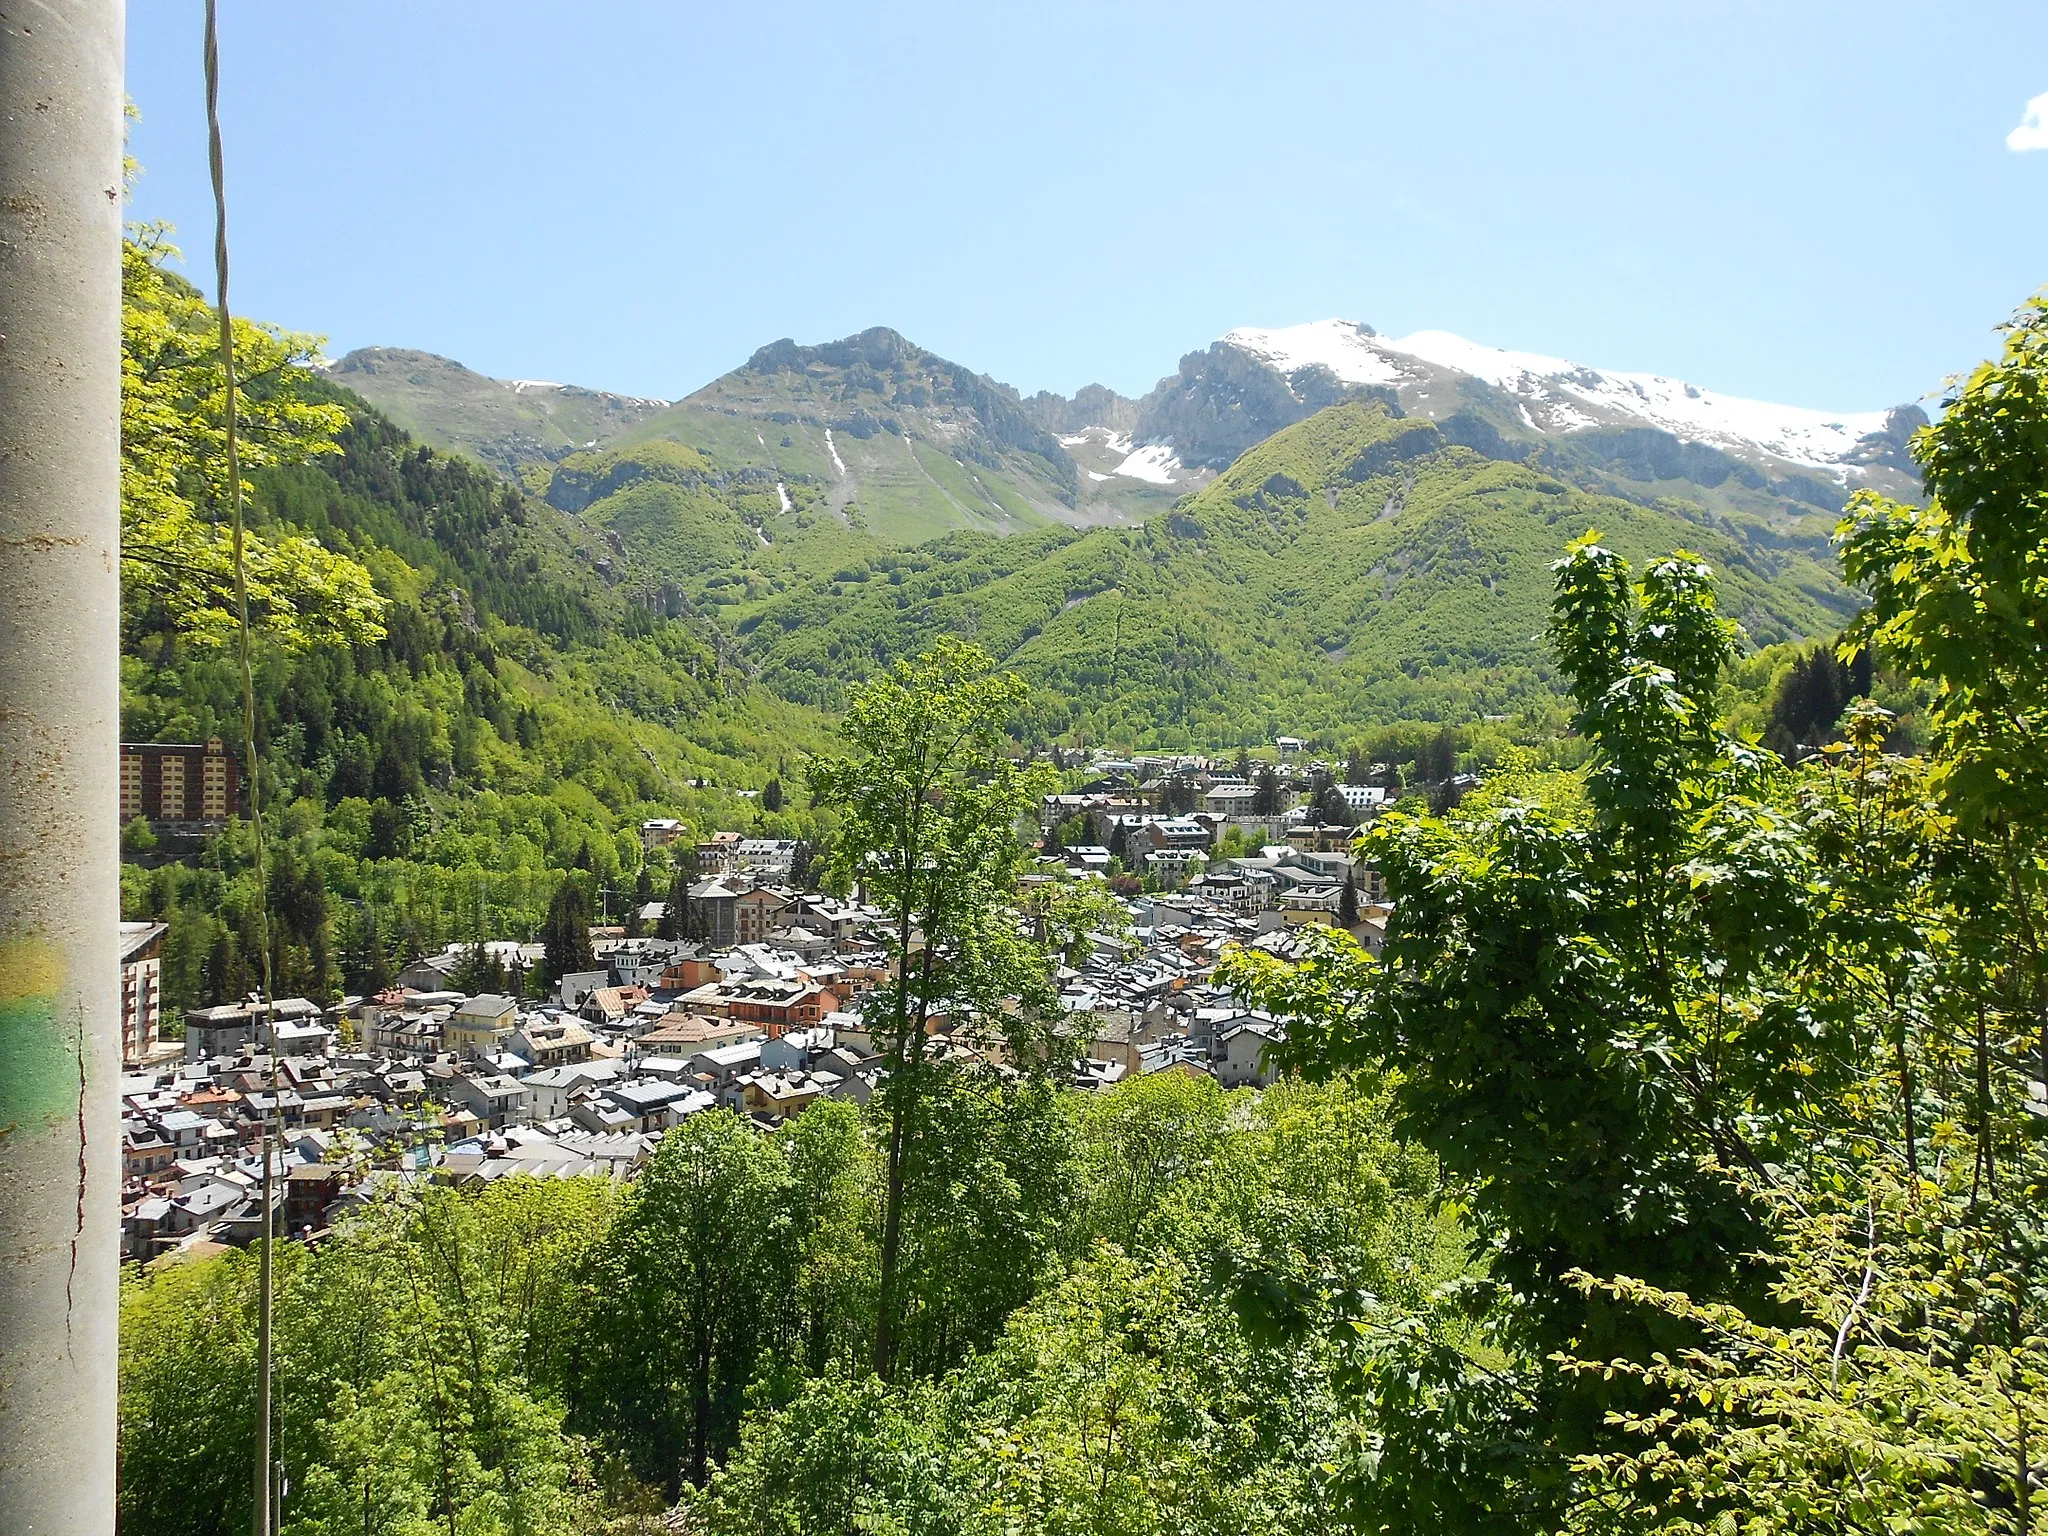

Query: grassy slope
[327,348,669,487]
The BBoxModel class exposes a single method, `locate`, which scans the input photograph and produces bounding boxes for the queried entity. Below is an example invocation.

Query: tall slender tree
[808,640,1055,1379]
[540,876,593,985]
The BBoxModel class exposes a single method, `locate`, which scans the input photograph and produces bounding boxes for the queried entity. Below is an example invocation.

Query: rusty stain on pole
[0,2,127,1530]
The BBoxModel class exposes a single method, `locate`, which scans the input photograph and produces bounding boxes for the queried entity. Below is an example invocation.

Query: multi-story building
[735,885,793,945]
[444,994,519,1056]
[119,920,168,1067]
[737,838,799,875]
[639,818,686,852]
[120,739,241,830]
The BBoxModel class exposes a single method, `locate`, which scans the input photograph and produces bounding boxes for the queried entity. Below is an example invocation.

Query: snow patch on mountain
[1223,321,1404,388]
[1215,318,1896,475]
[1386,329,1892,471]
[1113,442,1183,485]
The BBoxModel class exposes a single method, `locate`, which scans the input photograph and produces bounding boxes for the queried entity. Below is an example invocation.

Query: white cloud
[2009,91,2048,152]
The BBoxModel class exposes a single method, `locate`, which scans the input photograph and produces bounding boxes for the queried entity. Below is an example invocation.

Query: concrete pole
[0,3,128,1532]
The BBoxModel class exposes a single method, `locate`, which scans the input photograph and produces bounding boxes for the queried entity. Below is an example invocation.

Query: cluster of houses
[118,769,1393,1266]
[1039,750,1399,922]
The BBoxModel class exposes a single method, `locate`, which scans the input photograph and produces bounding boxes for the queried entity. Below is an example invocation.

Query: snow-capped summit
[1215,318,1898,478]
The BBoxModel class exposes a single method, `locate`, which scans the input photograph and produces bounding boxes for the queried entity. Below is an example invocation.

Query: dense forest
[120,283,2048,1534]
[119,237,837,1012]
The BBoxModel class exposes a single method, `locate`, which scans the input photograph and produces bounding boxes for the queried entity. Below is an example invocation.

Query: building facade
[120,739,241,829]
[119,920,168,1066]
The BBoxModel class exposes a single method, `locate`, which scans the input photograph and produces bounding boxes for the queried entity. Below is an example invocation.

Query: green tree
[121,231,385,648]
[1037,874,1137,966]
[1222,536,1865,1512]
[575,1112,794,1496]
[777,1100,879,1375]
[1071,1069,1234,1252]
[1542,293,2048,1536]
[887,1072,1077,1379]
[807,639,1056,1379]
[1311,769,1352,826]
[1252,764,1282,817]
[120,1182,610,1536]
[1840,290,2048,1103]
[540,877,593,986]
[1415,727,1457,784]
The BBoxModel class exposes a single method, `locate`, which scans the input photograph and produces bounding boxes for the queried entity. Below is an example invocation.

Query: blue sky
[125,1,2048,410]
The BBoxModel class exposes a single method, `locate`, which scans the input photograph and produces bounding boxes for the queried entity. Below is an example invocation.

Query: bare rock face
[1133,340,1391,470]
[736,328,1079,503]
[1021,382,1139,437]
[1842,403,1930,476]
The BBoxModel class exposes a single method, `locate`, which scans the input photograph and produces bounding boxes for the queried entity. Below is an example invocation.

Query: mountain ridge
[1129,318,1925,502]
[324,347,671,489]
[329,317,1922,569]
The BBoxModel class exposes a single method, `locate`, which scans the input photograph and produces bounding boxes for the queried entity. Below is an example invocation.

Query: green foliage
[696,1076,1466,1536]
[1216,536,1950,1520]
[1759,638,1873,761]
[540,876,594,985]
[1535,290,2048,1536]
[575,1113,795,1497]
[121,232,385,648]
[807,639,1059,1376]
[1842,291,2048,835]
[121,378,839,1011]
[1564,1167,2048,1535]
[120,1179,613,1536]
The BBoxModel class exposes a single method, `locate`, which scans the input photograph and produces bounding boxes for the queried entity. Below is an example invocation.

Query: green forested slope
[732,399,1855,744]
[122,387,834,1011]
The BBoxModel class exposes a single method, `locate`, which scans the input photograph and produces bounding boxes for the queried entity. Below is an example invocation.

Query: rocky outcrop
[1021,383,1139,436]
[1132,342,1393,470]
[1842,404,1930,476]
[739,328,1078,504]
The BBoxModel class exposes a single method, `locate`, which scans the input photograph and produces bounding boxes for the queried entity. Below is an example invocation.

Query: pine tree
[1417,727,1457,784]
[762,778,785,813]
[542,876,595,984]
[1338,874,1359,926]
[659,865,686,942]
[347,905,393,995]
[1252,766,1283,817]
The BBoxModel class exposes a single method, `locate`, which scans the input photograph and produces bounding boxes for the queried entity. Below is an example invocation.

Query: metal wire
[202,6,280,1531]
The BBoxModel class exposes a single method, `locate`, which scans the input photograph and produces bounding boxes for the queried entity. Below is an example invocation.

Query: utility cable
[203,5,279,1532]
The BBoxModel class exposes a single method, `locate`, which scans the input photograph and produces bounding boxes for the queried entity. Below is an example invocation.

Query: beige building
[119,739,241,827]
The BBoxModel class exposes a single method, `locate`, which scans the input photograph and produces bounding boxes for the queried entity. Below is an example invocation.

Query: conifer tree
[542,876,594,984]
[1252,765,1282,817]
